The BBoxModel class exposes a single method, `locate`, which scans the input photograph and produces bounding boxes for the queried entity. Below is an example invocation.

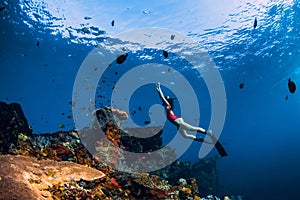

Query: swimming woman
[156,83,227,157]
[156,82,212,142]
[156,82,228,157]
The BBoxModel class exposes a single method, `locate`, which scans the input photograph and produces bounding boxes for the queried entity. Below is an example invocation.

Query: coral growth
[0,102,240,199]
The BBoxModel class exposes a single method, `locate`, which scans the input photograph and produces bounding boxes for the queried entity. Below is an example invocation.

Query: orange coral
[110,177,120,188]
[190,178,199,194]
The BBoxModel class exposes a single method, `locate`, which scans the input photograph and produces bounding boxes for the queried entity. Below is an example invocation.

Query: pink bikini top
[166,105,179,121]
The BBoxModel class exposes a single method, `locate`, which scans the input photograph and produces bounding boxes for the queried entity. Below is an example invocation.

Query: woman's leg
[174,118,214,142]
[175,118,206,133]
[178,125,197,140]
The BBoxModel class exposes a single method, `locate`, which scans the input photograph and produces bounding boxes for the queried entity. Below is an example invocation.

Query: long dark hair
[164,96,176,109]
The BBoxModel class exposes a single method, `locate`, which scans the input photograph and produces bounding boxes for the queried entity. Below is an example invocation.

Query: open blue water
[1,0,300,199]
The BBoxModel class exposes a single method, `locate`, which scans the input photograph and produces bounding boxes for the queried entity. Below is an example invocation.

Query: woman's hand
[156,82,161,92]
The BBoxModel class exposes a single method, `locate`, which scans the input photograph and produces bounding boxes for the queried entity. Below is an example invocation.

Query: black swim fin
[196,130,228,157]
[194,137,204,142]
[214,140,228,157]
[210,133,228,157]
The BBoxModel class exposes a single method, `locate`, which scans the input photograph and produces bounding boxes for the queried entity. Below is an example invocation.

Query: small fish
[163,50,168,58]
[84,16,92,20]
[288,78,296,93]
[239,83,245,89]
[116,53,128,64]
[138,106,142,111]
[111,20,115,26]
[0,6,5,12]
[67,115,73,119]
[285,95,288,100]
[36,41,40,46]
[144,121,150,125]
[253,17,258,29]
[69,101,76,106]
[58,123,65,128]
[171,34,175,40]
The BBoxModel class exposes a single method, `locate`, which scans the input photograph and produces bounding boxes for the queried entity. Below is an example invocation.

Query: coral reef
[0,155,105,200]
[0,102,33,153]
[0,102,241,199]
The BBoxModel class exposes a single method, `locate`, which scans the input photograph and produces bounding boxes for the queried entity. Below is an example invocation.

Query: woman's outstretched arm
[156,82,169,106]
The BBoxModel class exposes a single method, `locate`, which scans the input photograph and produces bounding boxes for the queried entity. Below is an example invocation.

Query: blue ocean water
[1,0,300,199]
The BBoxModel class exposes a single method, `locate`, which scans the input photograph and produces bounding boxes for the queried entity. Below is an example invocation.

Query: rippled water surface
[1,0,300,199]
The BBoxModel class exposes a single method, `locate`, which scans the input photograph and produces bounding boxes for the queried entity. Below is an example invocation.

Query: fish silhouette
[116,53,128,64]
[254,17,258,29]
[288,78,296,93]
[163,50,168,58]
[239,83,245,89]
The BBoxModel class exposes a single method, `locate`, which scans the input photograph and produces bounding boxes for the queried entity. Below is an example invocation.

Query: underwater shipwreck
[0,102,242,200]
